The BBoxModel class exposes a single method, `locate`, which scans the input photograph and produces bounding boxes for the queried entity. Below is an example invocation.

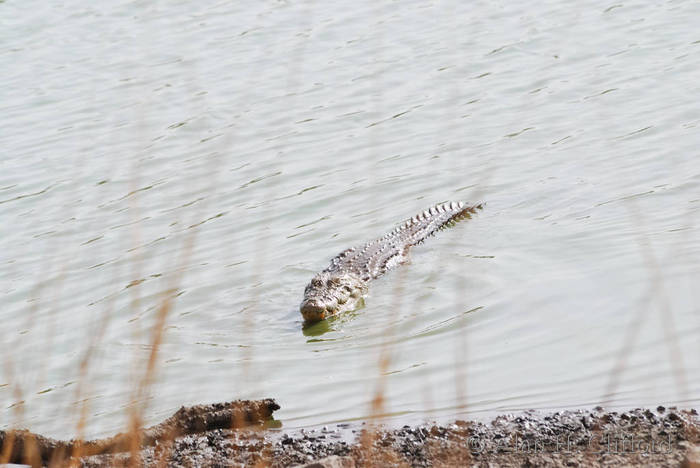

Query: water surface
[1,0,699,438]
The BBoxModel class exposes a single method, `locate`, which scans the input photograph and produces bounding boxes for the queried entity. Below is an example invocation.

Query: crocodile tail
[358,201,481,279]
[324,201,482,280]
[391,201,482,247]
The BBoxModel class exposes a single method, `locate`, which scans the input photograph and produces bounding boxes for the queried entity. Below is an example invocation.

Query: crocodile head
[300,272,368,323]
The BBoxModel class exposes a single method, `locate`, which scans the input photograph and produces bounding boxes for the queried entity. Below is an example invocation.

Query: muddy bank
[2,402,697,467]
[0,399,279,466]
[80,406,699,467]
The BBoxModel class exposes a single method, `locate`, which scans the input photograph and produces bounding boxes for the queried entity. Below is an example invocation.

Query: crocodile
[300,201,482,322]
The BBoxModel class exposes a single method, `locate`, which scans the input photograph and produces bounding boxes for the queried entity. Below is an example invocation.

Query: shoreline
[2,402,698,467]
[83,405,698,467]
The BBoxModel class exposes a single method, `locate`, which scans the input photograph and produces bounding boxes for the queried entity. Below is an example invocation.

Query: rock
[294,455,355,468]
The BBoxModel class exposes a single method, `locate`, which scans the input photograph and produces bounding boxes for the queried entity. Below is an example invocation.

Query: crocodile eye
[311,278,323,287]
[328,277,341,286]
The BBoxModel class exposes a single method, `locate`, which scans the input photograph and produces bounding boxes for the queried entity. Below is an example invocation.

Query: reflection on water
[303,303,366,339]
[1,0,700,439]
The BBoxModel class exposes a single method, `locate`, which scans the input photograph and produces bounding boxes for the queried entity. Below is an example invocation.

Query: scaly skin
[300,201,482,323]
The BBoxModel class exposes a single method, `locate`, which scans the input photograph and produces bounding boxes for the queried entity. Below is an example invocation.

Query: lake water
[1,0,699,439]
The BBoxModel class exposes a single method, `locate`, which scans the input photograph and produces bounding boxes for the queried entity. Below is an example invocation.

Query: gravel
[81,406,699,467]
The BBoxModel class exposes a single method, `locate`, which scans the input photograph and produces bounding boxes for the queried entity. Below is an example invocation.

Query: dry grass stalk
[0,399,278,466]
[604,202,688,401]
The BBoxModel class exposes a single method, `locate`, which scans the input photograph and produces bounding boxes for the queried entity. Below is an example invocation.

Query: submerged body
[300,201,482,322]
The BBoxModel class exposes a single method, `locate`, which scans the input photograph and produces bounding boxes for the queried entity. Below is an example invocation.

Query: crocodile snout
[300,300,329,323]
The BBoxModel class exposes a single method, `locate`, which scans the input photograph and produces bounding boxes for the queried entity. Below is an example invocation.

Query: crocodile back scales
[325,201,482,281]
